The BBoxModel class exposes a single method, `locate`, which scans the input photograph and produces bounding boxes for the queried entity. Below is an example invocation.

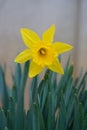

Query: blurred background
[0,0,87,85]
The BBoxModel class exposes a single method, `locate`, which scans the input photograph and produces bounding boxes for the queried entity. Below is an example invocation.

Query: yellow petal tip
[29,72,35,78]
[51,24,55,27]
[14,58,19,63]
[14,59,16,62]
[69,45,73,50]
[61,70,64,75]
[59,68,64,75]
[20,28,25,34]
[14,57,18,62]
[51,24,56,30]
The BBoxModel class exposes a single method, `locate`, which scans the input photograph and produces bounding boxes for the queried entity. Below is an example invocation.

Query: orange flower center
[39,48,46,55]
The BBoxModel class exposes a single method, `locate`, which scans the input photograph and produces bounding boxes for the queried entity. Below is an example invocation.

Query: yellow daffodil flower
[15,25,73,77]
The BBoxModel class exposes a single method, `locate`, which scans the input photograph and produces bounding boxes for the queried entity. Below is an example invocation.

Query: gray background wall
[0,0,87,83]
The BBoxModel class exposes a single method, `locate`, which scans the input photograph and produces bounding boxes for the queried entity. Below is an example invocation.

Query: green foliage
[0,59,87,130]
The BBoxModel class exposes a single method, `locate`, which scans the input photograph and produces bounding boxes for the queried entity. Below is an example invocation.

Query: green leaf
[13,63,21,100]
[68,64,74,76]
[56,95,66,130]
[27,103,42,130]
[12,86,17,102]
[47,80,56,130]
[82,115,87,130]
[0,108,7,130]
[7,97,15,130]
[15,61,29,130]
[47,92,55,130]
[30,76,38,104]
[73,97,84,130]
[32,103,40,130]
[66,90,75,128]
[27,109,33,130]
[65,77,73,106]
[0,67,9,112]
[4,127,9,130]
[14,63,21,87]
[38,79,49,111]
[51,72,57,90]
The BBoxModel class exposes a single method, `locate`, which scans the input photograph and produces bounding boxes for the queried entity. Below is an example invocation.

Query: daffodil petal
[42,24,55,42]
[48,59,64,74]
[29,61,44,77]
[14,49,32,63]
[21,28,40,48]
[53,42,73,54]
